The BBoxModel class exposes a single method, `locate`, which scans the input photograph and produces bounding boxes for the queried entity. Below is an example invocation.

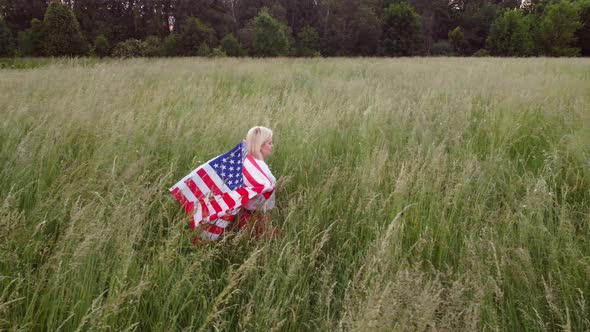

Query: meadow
[0,57,589,331]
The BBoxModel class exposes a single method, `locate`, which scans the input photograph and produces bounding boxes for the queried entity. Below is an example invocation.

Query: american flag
[170,141,274,241]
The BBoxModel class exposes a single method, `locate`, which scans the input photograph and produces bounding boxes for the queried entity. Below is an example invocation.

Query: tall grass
[0,57,589,331]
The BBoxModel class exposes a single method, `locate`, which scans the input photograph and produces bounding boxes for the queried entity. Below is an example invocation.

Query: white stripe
[213,218,231,228]
[170,164,205,192]
[244,160,272,188]
[191,172,211,196]
[177,182,198,203]
[201,199,216,222]
[192,206,202,225]
[202,164,230,192]
[191,173,217,215]
[191,175,217,220]
[202,164,230,211]
[243,176,255,188]
[170,173,191,192]
[227,190,243,204]
[244,188,259,199]
[201,230,220,241]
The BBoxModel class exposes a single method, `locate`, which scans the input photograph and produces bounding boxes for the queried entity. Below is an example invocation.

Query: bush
[238,21,256,55]
[144,36,165,57]
[430,40,454,56]
[0,18,16,57]
[575,0,590,55]
[18,18,44,57]
[448,27,466,55]
[209,47,227,57]
[112,39,147,58]
[472,48,490,57]
[197,43,210,57]
[18,31,33,57]
[220,33,243,56]
[43,0,87,56]
[94,35,110,57]
[252,9,290,57]
[296,25,320,57]
[163,34,178,56]
[178,17,216,56]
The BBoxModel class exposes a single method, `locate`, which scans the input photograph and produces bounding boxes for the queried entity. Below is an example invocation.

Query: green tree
[576,0,590,55]
[296,25,320,56]
[177,17,216,56]
[381,2,422,56]
[94,34,110,57]
[486,9,533,56]
[345,4,381,56]
[220,33,243,56]
[43,0,87,56]
[0,18,15,57]
[252,9,289,57]
[538,0,581,56]
[448,26,466,55]
[455,3,502,55]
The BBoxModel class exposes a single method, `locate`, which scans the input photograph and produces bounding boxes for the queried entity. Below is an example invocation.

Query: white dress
[244,158,276,212]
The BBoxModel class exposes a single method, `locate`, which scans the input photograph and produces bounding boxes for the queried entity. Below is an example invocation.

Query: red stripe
[171,187,184,203]
[185,178,204,200]
[222,192,236,209]
[243,167,265,193]
[209,197,223,214]
[236,188,251,204]
[197,168,222,195]
[220,214,234,221]
[171,187,194,214]
[204,224,225,235]
[200,200,210,219]
[247,155,272,183]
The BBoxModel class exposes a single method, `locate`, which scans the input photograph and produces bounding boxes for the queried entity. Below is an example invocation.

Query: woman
[238,126,277,237]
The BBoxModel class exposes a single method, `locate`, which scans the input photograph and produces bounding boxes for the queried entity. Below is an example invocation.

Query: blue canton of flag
[209,141,247,190]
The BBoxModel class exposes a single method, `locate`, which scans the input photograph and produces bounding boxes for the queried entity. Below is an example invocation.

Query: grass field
[0,57,589,331]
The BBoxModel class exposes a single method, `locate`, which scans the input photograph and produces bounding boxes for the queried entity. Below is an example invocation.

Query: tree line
[0,0,589,58]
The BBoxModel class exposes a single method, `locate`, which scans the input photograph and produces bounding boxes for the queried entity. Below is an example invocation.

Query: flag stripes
[170,141,274,240]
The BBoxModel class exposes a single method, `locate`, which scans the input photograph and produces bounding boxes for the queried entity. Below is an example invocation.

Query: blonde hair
[246,126,273,159]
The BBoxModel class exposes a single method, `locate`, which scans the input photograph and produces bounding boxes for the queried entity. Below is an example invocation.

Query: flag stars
[206,142,247,191]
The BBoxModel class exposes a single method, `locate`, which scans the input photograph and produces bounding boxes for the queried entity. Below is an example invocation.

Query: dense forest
[0,0,589,57]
